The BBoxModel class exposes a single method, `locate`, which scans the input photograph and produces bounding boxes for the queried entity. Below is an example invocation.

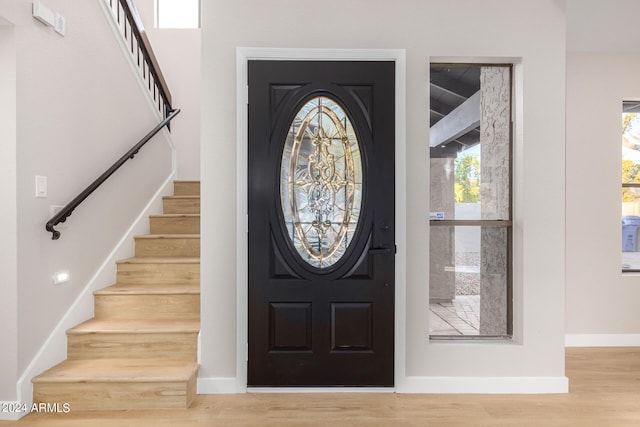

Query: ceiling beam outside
[430,82,468,102]
[429,90,480,148]
[430,67,480,99]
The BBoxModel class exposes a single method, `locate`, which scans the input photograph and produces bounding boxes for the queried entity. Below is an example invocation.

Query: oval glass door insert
[280,96,363,269]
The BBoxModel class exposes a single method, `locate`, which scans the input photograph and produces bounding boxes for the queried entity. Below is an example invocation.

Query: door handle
[369,245,393,255]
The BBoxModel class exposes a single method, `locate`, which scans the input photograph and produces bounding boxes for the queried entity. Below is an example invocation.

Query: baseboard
[565,334,640,347]
[247,387,394,393]
[198,376,568,394]
[198,377,247,394]
[0,401,27,421]
[396,376,569,394]
[16,174,175,409]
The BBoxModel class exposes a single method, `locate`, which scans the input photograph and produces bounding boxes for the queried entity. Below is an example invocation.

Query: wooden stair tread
[33,359,198,383]
[116,257,200,264]
[95,283,199,295]
[149,214,200,218]
[32,181,201,411]
[174,180,199,184]
[163,196,200,199]
[135,234,199,239]
[68,318,200,334]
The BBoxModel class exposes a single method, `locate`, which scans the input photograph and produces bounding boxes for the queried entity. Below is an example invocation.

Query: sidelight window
[429,64,513,338]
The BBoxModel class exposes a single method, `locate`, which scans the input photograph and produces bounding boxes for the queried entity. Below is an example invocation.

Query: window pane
[429,64,512,338]
[429,225,509,336]
[157,0,199,29]
[429,65,511,221]
[622,104,640,271]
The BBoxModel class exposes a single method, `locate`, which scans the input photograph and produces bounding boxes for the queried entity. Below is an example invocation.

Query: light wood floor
[3,347,640,426]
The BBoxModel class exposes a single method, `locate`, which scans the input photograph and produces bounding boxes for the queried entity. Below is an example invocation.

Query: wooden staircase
[32,181,200,411]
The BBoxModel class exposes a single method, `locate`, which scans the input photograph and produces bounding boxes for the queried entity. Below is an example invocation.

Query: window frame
[428,63,514,340]
[621,101,640,273]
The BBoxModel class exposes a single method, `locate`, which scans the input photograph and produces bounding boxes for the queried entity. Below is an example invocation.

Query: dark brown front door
[248,60,395,386]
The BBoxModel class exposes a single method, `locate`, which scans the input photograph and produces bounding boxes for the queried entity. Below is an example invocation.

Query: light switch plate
[35,175,47,198]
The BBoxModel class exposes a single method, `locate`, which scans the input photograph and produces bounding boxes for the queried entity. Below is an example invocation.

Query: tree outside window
[454,153,480,203]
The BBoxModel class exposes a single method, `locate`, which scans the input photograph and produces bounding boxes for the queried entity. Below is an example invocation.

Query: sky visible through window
[156,0,199,29]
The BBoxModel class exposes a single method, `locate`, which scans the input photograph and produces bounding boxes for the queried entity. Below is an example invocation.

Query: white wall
[134,0,201,180]
[201,0,566,391]
[0,19,17,401]
[566,53,640,342]
[567,0,640,54]
[0,0,174,402]
[564,0,640,345]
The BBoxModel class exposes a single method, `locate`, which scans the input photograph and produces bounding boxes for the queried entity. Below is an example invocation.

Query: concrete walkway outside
[429,295,480,335]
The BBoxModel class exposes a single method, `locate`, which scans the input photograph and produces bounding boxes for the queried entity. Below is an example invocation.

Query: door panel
[248,60,395,386]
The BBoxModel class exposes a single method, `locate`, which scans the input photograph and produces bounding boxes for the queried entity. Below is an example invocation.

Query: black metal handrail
[46,109,181,240]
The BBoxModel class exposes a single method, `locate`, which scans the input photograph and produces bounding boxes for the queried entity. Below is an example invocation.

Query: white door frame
[236,48,407,390]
